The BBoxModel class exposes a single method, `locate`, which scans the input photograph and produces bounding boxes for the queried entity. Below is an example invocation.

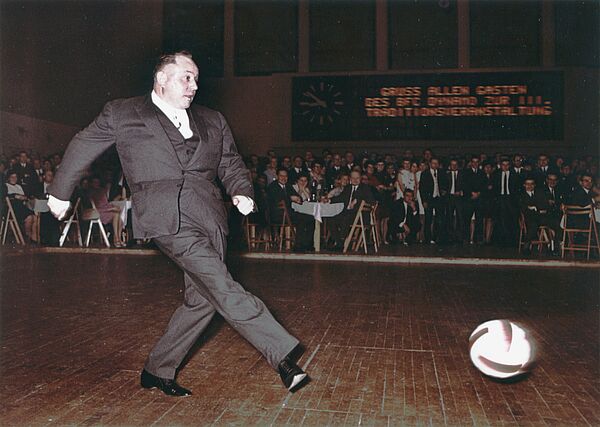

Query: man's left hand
[232,195,255,215]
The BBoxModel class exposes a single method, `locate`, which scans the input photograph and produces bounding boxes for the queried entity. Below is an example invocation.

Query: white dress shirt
[151,90,193,139]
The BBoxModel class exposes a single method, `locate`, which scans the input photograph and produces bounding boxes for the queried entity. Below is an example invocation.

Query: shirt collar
[151,90,186,119]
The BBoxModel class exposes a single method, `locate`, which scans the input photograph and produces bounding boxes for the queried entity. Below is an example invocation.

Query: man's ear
[156,71,167,86]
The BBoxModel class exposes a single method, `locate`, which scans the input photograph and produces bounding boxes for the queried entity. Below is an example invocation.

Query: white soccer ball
[469,319,536,379]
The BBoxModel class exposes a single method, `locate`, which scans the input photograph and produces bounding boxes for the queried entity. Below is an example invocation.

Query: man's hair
[404,188,414,195]
[154,51,193,79]
[276,167,288,175]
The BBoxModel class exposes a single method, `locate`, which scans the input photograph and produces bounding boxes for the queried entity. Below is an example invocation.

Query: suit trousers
[424,197,446,243]
[145,217,299,379]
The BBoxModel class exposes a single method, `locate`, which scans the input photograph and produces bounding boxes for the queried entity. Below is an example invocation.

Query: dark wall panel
[309,0,375,72]
[389,0,458,69]
[470,0,541,67]
[0,0,162,126]
[163,0,224,77]
[555,0,599,67]
[235,0,298,75]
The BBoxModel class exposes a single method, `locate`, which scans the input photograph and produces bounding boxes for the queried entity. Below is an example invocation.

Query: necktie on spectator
[348,185,357,208]
[503,171,509,195]
[451,171,456,194]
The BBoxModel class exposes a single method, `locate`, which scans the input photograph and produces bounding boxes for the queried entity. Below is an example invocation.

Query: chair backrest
[563,204,593,216]
[276,200,293,226]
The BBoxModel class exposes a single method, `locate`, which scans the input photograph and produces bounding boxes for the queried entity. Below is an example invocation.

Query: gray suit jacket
[50,95,253,239]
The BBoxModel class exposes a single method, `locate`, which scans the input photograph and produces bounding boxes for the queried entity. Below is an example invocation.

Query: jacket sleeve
[216,112,254,200]
[49,101,118,200]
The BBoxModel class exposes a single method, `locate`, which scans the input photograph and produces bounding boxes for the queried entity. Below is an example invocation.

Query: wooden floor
[1,253,598,426]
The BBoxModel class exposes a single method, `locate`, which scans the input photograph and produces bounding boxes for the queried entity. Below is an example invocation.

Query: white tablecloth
[291,201,344,222]
[291,202,344,252]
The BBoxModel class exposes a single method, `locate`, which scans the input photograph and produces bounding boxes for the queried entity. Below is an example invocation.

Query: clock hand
[305,92,327,107]
[299,101,321,107]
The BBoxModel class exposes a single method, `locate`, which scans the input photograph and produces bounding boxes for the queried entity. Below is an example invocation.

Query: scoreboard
[292,71,563,141]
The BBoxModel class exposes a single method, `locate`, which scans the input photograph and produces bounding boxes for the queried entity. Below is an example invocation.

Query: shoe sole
[288,373,309,392]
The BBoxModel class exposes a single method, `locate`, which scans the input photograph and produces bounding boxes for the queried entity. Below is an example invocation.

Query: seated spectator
[288,156,308,184]
[325,153,343,188]
[33,170,61,246]
[13,151,36,196]
[266,168,314,252]
[388,188,420,245]
[87,176,125,247]
[327,170,375,250]
[327,173,349,199]
[519,178,551,253]
[293,175,311,202]
[263,156,279,184]
[4,171,35,241]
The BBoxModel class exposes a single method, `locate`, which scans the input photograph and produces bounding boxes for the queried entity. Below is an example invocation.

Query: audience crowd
[1,146,599,258]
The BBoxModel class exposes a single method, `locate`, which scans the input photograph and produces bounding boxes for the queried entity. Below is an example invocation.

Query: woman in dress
[87,176,124,247]
[480,162,497,244]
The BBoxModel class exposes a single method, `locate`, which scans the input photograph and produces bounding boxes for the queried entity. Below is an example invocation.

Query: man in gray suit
[47,51,308,396]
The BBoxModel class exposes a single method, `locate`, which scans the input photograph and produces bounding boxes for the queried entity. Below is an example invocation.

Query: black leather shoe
[278,357,309,392]
[140,369,192,397]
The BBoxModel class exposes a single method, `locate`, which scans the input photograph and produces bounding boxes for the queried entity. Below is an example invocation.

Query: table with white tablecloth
[291,201,344,252]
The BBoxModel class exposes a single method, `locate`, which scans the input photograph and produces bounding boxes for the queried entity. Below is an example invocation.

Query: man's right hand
[47,195,71,220]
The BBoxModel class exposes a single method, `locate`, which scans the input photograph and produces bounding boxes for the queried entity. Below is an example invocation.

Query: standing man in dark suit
[328,170,375,249]
[494,158,520,246]
[419,157,448,244]
[445,158,465,243]
[463,155,485,244]
[47,52,308,396]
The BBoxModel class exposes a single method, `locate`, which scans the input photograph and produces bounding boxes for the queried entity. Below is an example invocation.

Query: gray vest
[154,108,200,166]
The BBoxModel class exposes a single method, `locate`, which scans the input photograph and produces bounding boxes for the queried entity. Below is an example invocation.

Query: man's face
[332,154,341,166]
[402,160,410,170]
[155,55,199,109]
[305,151,313,161]
[33,159,41,169]
[449,160,458,171]
[340,175,349,186]
[524,179,535,192]
[581,176,594,190]
[43,171,54,183]
[430,159,439,170]
[546,175,558,188]
[270,157,278,168]
[501,161,510,171]
[366,164,374,174]
[376,162,385,172]
[294,157,303,168]
[514,156,523,167]
[484,164,493,175]
[538,156,549,167]
[350,171,361,186]
[404,192,414,204]
[345,152,354,164]
[277,171,288,185]
[282,157,291,168]
[19,153,27,164]
[471,158,480,169]
[313,164,322,175]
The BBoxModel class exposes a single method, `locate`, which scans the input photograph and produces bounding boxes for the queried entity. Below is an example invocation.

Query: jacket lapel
[135,95,182,167]
[188,109,209,164]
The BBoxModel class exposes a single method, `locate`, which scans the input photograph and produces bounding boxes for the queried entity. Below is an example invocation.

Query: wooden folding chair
[59,198,83,247]
[2,197,25,245]
[83,200,111,247]
[271,200,296,251]
[518,212,554,254]
[561,205,600,260]
[343,201,379,254]
[244,216,272,251]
